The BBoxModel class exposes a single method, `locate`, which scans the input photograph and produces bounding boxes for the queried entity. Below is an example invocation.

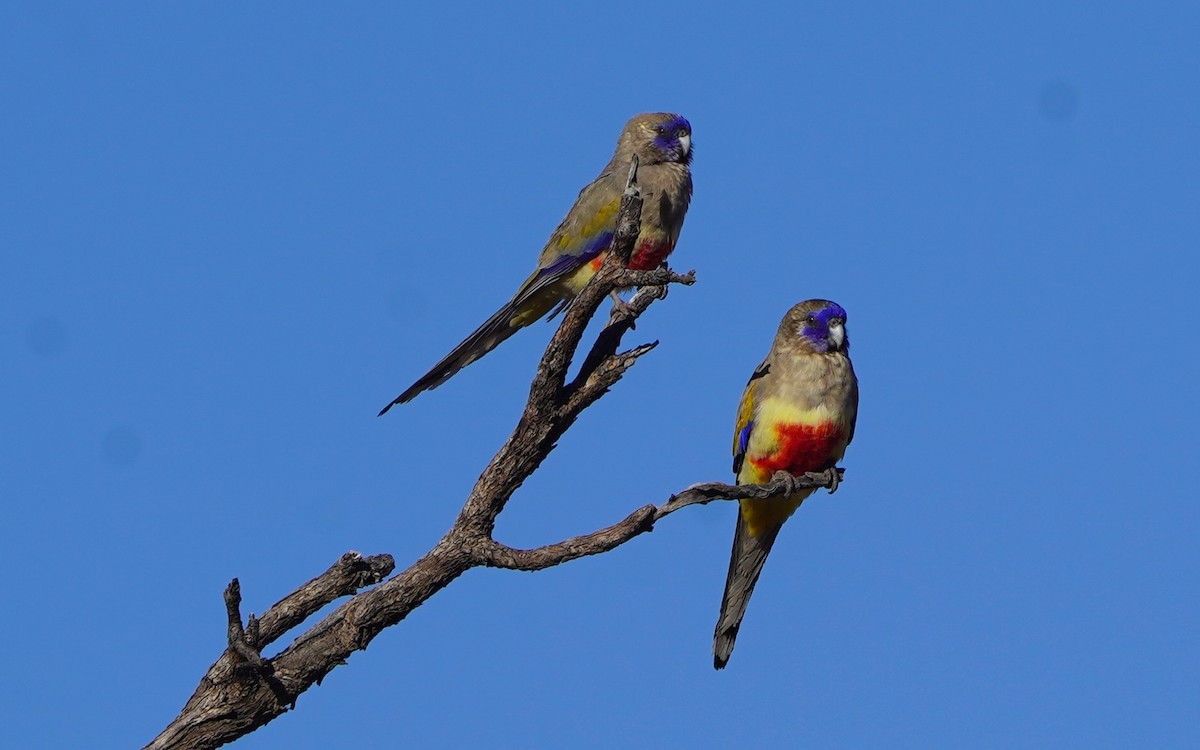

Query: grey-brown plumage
[713,514,784,669]
[713,300,858,668]
[379,113,692,414]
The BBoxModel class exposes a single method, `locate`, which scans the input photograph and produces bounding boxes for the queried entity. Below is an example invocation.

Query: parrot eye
[804,314,817,325]
[655,125,667,135]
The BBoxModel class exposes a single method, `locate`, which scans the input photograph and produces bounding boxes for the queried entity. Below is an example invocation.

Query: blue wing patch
[737,423,752,456]
[733,421,753,475]
[533,230,614,282]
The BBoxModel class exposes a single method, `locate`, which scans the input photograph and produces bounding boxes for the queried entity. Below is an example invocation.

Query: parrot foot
[826,466,841,493]
[655,261,672,298]
[770,470,801,497]
[608,291,636,327]
[806,465,844,494]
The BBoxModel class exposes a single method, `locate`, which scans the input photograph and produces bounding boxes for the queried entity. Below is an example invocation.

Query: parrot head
[786,299,849,354]
[618,113,692,166]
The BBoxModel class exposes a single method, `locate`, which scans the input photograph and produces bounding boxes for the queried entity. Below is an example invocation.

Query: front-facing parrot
[379,112,693,414]
[713,300,859,669]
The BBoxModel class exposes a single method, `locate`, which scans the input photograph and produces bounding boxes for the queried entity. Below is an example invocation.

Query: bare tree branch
[255,552,395,648]
[477,505,658,571]
[223,579,268,671]
[145,162,843,749]
[475,468,845,572]
[656,468,845,520]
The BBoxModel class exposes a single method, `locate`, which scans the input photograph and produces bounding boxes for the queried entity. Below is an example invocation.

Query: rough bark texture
[145,162,846,749]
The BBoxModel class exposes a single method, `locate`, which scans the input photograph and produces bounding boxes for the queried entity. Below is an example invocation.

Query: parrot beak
[679,132,691,157]
[828,321,845,350]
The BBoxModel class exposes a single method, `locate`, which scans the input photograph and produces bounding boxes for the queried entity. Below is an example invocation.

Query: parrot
[379,112,693,414]
[713,300,859,669]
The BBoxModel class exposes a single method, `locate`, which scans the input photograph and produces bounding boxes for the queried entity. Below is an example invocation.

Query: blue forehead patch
[667,115,690,133]
[814,302,846,325]
[800,302,847,350]
[652,116,691,150]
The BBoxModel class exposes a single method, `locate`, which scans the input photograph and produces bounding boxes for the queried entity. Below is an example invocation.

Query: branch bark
[145,162,845,749]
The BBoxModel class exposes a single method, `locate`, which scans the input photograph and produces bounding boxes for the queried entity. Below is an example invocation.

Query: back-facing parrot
[379,112,693,414]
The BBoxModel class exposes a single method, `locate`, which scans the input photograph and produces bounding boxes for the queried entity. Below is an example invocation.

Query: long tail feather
[378,299,528,414]
[713,513,783,669]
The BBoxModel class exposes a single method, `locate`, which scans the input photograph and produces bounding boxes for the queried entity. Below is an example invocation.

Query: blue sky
[4,2,1198,747]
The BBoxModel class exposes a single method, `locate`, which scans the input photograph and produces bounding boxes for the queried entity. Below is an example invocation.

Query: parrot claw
[655,261,672,299]
[796,467,840,494]
[609,291,636,327]
[823,467,841,494]
[770,470,800,497]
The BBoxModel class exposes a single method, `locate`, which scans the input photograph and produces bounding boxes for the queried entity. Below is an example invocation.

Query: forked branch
[145,161,843,750]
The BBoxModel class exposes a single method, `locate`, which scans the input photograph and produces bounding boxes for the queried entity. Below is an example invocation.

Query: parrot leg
[608,290,637,326]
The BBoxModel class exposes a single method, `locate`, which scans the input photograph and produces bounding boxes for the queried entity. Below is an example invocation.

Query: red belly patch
[749,421,846,476]
[628,239,674,270]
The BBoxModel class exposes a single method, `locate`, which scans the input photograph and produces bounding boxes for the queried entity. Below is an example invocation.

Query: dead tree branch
[145,162,844,749]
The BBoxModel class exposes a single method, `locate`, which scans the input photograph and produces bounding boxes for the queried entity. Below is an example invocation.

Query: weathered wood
[145,161,842,749]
